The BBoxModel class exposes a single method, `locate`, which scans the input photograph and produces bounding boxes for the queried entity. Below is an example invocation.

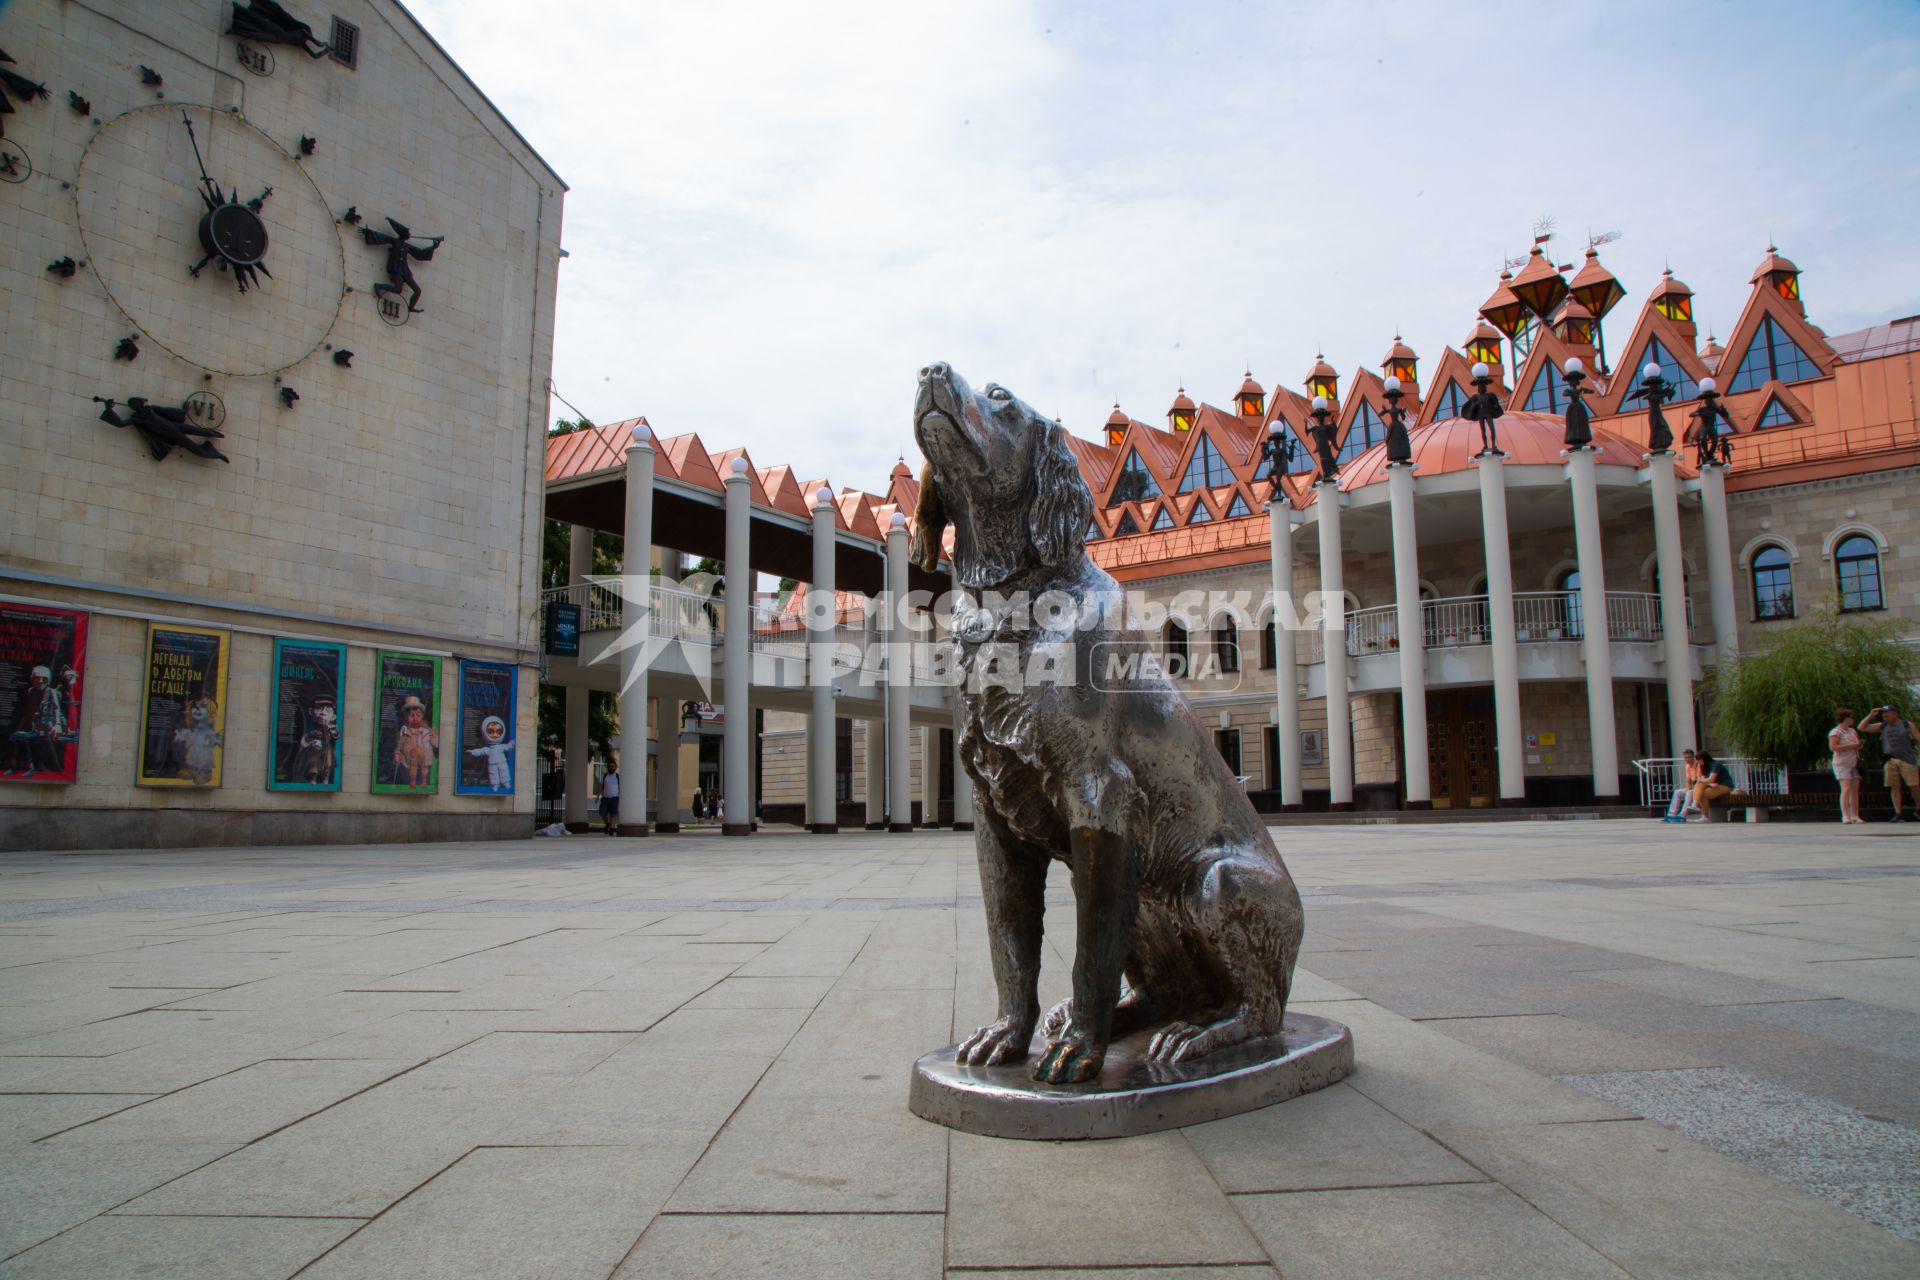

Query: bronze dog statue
[912,363,1305,1085]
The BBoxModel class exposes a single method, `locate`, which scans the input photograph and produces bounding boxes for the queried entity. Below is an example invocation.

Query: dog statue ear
[1029,424,1094,569]
[909,462,949,573]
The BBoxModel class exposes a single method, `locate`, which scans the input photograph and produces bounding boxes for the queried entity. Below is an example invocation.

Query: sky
[407,0,1920,494]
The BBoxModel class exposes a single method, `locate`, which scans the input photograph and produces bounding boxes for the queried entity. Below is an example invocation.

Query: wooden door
[1424,691,1498,809]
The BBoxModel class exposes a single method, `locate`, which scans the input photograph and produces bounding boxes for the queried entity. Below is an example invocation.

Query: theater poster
[455,660,517,796]
[0,604,88,785]
[268,638,346,792]
[372,650,441,795]
[137,623,229,788]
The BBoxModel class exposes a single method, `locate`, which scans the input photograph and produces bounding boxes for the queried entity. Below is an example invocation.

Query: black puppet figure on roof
[1382,377,1412,465]
[1561,358,1594,449]
[227,1,331,58]
[1625,364,1675,454]
[1686,381,1735,468]
[1307,400,1340,482]
[1461,363,1504,455]
[0,48,50,139]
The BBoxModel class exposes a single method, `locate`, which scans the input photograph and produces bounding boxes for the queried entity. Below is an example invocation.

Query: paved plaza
[1,821,1917,1278]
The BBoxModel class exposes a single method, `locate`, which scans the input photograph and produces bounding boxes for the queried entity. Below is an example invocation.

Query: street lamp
[1625,360,1674,453]
[1562,356,1593,448]
[1307,394,1339,482]
[1262,420,1296,495]
[1688,376,1733,468]
[1382,374,1412,464]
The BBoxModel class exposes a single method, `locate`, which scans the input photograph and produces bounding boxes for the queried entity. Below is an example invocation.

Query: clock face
[203,202,269,267]
[74,105,346,377]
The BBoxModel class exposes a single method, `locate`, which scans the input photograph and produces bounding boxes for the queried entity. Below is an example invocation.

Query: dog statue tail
[909,461,949,573]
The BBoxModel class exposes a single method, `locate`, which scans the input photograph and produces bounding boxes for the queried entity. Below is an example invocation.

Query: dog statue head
[911,363,1094,590]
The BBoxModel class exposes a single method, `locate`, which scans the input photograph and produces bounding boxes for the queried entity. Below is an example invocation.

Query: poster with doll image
[372,651,441,795]
[455,660,517,796]
[268,639,346,791]
[0,605,88,785]
[137,624,229,788]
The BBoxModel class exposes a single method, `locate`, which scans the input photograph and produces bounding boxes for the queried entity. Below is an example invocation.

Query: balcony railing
[1324,592,1712,658]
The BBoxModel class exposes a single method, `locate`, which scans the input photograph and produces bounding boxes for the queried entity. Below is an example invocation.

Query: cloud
[409,0,1920,492]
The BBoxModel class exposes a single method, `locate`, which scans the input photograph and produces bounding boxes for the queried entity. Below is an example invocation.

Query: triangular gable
[1600,308,1712,414]
[1112,509,1142,537]
[797,477,848,529]
[1086,515,1104,541]
[1336,373,1391,463]
[1192,402,1262,470]
[1722,312,1829,394]
[1224,493,1254,519]
[1261,386,1318,473]
[1064,433,1119,492]
[660,433,724,492]
[1507,326,1601,417]
[885,466,920,514]
[709,448,772,506]
[1415,347,1479,427]
[1716,277,1836,397]
[1104,444,1163,507]
[1187,496,1214,524]
[837,490,882,539]
[1150,506,1176,531]
[1747,380,1811,430]
[758,465,809,517]
[1176,431,1235,493]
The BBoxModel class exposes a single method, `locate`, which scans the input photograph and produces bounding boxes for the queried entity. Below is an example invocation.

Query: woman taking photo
[1830,708,1863,825]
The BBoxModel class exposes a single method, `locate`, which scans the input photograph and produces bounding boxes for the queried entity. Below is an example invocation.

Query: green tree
[1706,611,1915,767]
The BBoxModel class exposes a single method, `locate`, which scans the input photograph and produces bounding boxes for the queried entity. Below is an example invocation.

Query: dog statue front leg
[956,811,1046,1067]
[1034,823,1139,1084]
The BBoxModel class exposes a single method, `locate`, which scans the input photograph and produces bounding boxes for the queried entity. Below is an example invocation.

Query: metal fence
[1633,756,1789,807]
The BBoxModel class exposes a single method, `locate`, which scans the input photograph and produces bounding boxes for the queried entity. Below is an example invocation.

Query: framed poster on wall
[137,623,229,787]
[0,604,87,784]
[455,659,517,796]
[268,638,346,791]
[372,650,441,795]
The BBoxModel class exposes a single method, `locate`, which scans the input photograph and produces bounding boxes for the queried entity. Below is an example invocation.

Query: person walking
[1862,704,1917,823]
[1663,749,1702,822]
[690,788,707,823]
[1829,708,1863,825]
[599,764,621,836]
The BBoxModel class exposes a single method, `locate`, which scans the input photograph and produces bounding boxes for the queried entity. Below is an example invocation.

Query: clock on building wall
[73,103,347,377]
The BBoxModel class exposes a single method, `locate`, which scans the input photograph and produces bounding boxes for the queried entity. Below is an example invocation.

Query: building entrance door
[1423,690,1497,808]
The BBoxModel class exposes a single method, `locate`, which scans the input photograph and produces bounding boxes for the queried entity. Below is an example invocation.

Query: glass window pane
[1225,494,1252,518]
[1109,448,1160,507]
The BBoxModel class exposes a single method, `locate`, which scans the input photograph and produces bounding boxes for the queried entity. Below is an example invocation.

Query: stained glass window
[1835,535,1883,611]
[1754,397,1795,429]
[1109,448,1159,507]
[1727,317,1821,393]
[1522,362,1568,414]
[1178,436,1234,493]
[1429,379,1467,423]
[1751,544,1793,620]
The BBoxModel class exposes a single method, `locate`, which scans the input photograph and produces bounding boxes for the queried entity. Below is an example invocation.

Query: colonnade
[1270,450,1736,807]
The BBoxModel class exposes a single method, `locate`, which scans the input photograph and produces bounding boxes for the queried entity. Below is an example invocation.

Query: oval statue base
[909,1011,1353,1140]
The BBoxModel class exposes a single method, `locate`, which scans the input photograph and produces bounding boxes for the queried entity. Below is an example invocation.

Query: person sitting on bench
[1688,751,1734,822]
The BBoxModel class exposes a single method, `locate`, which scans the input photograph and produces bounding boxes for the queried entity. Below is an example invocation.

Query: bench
[1707,788,1892,823]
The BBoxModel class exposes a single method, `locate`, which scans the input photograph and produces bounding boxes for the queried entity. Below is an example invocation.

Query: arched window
[1558,567,1584,638]
[1751,545,1794,619]
[1214,621,1240,673]
[1835,535,1884,611]
[1260,621,1277,668]
[1164,618,1189,675]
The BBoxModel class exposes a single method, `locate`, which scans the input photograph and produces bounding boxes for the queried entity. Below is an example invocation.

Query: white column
[1386,463,1431,807]
[918,725,938,826]
[1474,453,1526,804]
[1267,499,1303,809]
[721,458,753,835]
[807,489,839,833]
[616,438,654,834]
[864,717,886,829]
[885,515,914,832]
[1648,453,1698,756]
[1566,447,1620,798]
[1698,463,1738,666]
[563,524,593,827]
[655,703,680,832]
[1315,483,1353,809]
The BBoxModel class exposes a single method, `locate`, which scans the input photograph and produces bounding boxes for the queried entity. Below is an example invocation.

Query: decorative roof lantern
[1167,386,1196,432]
[1303,353,1338,405]
[1477,269,1530,341]
[1508,244,1570,321]
[1568,247,1627,319]
[1235,371,1265,418]
[1751,245,1803,312]
[1380,335,1418,390]
[1104,402,1129,447]
[1554,298,1597,350]
[1464,320,1505,373]
[1649,268,1695,327]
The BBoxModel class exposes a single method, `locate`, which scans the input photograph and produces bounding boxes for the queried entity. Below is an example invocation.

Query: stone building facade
[0,0,564,848]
